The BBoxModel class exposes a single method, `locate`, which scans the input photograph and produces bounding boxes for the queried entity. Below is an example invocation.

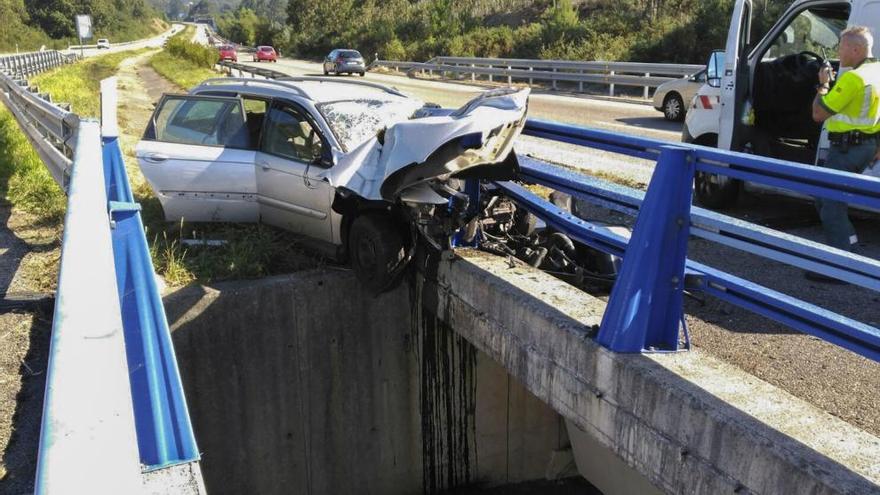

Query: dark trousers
[815,141,877,251]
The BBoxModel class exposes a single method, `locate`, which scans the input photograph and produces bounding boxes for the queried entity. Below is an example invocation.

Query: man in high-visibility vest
[811,26,880,279]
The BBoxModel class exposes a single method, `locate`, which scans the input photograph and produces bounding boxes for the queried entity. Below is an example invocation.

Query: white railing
[33,118,143,495]
[371,56,703,98]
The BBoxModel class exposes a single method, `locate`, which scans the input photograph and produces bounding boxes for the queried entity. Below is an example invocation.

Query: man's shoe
[804,270,848,285]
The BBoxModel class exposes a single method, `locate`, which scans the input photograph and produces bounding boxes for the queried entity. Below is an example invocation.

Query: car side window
[153,96,249,148]
[262,103,324,163]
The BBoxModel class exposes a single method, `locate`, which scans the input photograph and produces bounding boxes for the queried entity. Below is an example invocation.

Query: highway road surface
[64,23,185,59]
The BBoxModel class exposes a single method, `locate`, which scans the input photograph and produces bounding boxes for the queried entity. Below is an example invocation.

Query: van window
[762,6,850,61]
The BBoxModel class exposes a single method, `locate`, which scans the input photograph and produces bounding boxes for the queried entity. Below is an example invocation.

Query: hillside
[216,0,792,64]
[1,0,168,52]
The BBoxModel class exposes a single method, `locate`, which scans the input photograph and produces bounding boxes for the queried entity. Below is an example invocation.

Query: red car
[218,45,237,62]
[253,46,277,63]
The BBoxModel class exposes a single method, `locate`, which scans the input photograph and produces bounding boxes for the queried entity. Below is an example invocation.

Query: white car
[136,77,529,291]
[96,38,111,49]
[652,69,706,121]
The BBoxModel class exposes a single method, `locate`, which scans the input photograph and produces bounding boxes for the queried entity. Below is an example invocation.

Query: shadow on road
[615,116,683,133]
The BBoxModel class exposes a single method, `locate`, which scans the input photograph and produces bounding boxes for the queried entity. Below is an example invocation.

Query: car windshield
[340,50,361,59]
[220,45,232,51]
[318,98,424,152]
[261,47,274,52]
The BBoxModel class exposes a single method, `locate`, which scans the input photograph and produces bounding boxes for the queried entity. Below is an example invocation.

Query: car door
[256,101,334,243]
[136,94,258,222]
[718,0,752,151]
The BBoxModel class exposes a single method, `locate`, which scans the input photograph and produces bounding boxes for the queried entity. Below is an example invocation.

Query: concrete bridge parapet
[427,249,880,494]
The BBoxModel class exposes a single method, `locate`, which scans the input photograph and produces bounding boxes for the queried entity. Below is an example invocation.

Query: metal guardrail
[371,56,703,98]
[216,59,288,79]
[0,51,77,187]
[0,48,201,487]
[497,119,880,361]
[34,118,144,494]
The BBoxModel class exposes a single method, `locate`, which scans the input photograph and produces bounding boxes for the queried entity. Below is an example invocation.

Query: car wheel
[323,69,328,75]
[663,92,685,122]
[349,214,406,293]
[691,135,741,209]
[359,72,366,77]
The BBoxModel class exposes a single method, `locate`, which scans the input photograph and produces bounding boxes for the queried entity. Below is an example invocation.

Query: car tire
[359,72,366,77]
[349,214,406,293]
[663,92,685,122]
[323,69,328,75]
[691,135,741,209]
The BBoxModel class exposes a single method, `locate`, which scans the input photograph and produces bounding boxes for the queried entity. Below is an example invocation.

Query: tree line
[209,0,794,64]
[1,0,165,51]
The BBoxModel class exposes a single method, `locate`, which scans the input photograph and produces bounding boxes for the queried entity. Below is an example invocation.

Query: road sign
[75,15,93,40]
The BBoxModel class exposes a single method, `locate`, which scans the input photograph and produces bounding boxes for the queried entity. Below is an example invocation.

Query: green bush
[164,36,219,69]
[380,38,407,61]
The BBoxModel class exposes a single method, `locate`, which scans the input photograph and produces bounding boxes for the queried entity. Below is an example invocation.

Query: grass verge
[31,48,151,118]
[148,51,219,91]
[0,109,65,223]
[148,26,219,91]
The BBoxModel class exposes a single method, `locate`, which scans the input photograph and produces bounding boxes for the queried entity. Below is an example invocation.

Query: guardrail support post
[488,65,493,83]
[579,71,583,93]
[609,71,615,96]
[507,66,512,84]
[529,67,533,85]
[552,68,557,90]
[644,72,650,99]
[596,145,694,353]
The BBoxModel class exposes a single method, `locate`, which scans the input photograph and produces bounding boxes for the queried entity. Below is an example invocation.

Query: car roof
[192,77,408,104]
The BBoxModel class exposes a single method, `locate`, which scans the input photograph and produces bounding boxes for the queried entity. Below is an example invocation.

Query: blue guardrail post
[597,145,694,352]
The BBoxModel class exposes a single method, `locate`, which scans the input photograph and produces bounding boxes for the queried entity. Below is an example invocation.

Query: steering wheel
[797,50,826,68]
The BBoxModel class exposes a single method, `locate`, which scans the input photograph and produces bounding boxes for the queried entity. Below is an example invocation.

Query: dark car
[253,46,277,63]
[218,45,237,62]
[323,49,366,76]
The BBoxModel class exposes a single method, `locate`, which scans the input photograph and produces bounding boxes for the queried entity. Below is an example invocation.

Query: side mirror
[705,50,725,88]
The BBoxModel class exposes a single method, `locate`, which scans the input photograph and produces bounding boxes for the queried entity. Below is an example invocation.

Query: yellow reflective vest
[820,58,880,134]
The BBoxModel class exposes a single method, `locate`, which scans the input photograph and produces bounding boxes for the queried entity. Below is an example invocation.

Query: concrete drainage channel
[164,267,646,494]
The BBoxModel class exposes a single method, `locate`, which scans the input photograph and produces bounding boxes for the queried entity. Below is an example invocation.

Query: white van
[682,0,880,208]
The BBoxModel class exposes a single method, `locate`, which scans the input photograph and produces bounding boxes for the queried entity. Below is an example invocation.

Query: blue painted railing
[34,87,199,491]
[496,118,880,361]
[103,136,200,470]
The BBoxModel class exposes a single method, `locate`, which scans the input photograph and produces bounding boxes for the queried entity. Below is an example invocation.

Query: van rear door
[719,0,753,151]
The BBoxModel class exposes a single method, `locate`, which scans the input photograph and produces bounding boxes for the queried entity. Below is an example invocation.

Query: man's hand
[818,65,836,85]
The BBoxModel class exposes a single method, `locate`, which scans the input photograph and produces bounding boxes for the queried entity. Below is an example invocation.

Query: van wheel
[349,214,406,293]
[663,92,685,121]
[691,135,741,209]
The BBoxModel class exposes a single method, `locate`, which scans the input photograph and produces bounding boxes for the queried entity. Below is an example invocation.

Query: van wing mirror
[706,50,725,88]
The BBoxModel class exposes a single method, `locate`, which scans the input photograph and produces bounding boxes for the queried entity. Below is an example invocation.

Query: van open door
[718,0,753,151]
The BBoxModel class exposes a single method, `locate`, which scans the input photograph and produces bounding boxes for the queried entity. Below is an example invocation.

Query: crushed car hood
[327,87,530,202]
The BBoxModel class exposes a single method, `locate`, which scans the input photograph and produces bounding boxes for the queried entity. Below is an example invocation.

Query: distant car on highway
[218,45,237,62]
[652,69,706,121]
[96,39,111,50]
[253,46,277,63]
[135,77,529,291]
[323,49,366,76]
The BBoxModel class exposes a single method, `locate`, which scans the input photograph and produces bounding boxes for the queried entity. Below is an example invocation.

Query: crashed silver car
[136,77,529,290]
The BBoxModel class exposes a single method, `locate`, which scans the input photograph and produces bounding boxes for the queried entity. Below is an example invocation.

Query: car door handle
[144,153,168,163]
[259,161,271,171]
